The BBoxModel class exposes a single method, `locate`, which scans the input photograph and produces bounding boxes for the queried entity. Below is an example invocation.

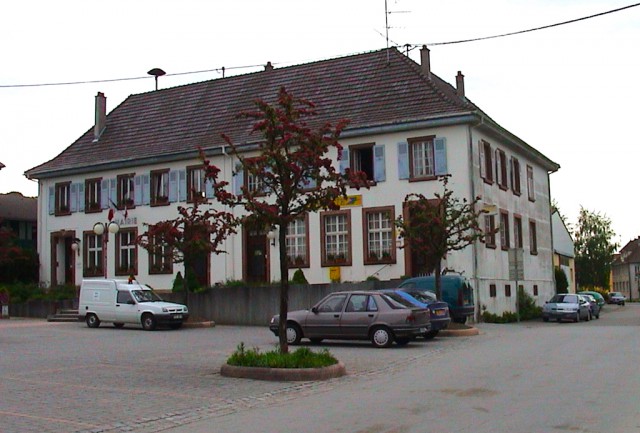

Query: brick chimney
[456,71,465,99]
[93,92,106,142]
[420,45,431,79]
[264,61,273,72]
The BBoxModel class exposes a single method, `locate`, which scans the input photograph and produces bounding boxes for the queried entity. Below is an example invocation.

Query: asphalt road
[1,304,638,433]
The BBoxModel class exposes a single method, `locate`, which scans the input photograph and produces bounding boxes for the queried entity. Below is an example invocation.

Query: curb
[220,361,347,381]
[439,326,480,337]
[183,321,215,328]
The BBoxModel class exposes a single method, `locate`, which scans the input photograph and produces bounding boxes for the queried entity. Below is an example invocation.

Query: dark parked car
[269,290,431,348]
[608,292,626,305]
[542,293,591,322]
[381,289,450,339]
[577,291,606,308]
[581,294,600,319]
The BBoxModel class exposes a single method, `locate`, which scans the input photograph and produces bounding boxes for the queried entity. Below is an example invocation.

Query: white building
[25,47,559,316]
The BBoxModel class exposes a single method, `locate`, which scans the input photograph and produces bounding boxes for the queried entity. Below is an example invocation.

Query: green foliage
[1,283,76,303]
[573,207,618,290]
[290,268,308,285]
[227,342,338,368]
[555,267,569,294]
[366,275,380,281]
[482,288,541,323]
[0,227,39,284]
[172,271,184,292]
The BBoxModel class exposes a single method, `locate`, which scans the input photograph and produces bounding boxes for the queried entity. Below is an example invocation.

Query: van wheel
[113,323,125,329]
[141,314,157,331]
[86,314,100,328]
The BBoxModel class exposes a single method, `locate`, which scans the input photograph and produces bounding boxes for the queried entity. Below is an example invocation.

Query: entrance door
[245,226,269,283]
[51,232,76,286]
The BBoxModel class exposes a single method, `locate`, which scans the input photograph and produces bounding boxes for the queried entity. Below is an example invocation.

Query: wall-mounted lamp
[71,237,81,256]
[266,228,277,246]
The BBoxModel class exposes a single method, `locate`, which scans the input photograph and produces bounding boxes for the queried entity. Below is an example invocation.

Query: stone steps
[47,309,80,322]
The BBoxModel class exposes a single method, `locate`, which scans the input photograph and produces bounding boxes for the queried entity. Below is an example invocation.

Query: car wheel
[285,323,302,345]
[424,330,439,339]
[395,337,411,346]
[86,314,100,328]
[370,326,394,348]
[309,338,323,344]
[113,322,125,329]
[141,314,157,331]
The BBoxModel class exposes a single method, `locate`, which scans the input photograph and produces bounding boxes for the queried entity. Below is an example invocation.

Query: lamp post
[93,221,120,279]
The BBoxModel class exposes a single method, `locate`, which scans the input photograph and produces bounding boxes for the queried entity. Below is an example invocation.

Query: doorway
[50,231,76,286]
[243,223,270,283]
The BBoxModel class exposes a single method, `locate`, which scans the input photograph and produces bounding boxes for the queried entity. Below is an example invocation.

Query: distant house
[0,162,5,170]
[551,210,575,293]
[25,47,559,315]
[612,238,640,300]
[0,192,37,250]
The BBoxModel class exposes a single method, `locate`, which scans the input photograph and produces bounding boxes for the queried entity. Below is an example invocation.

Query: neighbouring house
[0,192,37,251]
[612,238,640,300]
[0,162,5,170]
[25,47,559,316]
[551,210,575,293]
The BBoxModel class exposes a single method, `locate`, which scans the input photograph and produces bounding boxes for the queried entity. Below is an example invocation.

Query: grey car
[608,292,626,305]
[542,293,591,323]
[269,290,431,348]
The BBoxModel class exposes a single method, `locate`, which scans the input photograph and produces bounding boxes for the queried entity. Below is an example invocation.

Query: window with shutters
[55,182,71,216]
[480,140,493,184]
[527,165,535,202]
[187,166,206,202]
[350,143,375,183]
[117,174,135,209]
[510,157,521,195]
[85,178,102,213]
[321,210,352,267]
[409,136,435,179]
[286,216,309,268]
[500,210,510,251]
[484,214,496,248]
[496,148,508,190]
[150,169,169,206]
[363,207,395,264]
[514,215,523,249]
[529,220,538,255]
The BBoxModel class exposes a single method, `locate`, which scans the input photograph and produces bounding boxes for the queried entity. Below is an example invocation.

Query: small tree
[0,224,38,284]
[204,86,367,353]
[395,175,488,299]
[573,207,618,290]
[555,266,569,294]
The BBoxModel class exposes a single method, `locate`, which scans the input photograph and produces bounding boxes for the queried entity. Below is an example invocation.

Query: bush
[172,272,184,292]
[227,342,338,368]
[481,288,542,323]
[555,267,569,293]
[0,283,76,303]
[291,269,308,285]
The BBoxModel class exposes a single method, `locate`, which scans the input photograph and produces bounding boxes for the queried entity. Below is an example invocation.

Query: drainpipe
[548,170,556,298]
[467,123,480,323]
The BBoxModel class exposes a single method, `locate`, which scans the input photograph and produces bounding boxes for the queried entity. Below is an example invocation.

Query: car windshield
[380,292,415,309]
[550,294,578,304]
[131,290,163,303]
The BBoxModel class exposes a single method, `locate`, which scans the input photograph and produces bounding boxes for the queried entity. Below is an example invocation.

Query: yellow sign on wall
[329,266,341,282]
[335,195,362,207]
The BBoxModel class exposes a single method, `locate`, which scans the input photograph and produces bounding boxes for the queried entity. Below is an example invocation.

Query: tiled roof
[0,192,37,222]
[616,237,640,264]
[25,48,554,178]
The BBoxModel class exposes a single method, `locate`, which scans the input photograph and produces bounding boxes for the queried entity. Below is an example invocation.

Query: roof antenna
[147,68,166,91]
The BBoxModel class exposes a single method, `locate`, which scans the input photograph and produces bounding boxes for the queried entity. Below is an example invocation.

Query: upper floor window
[514,215,523,249]
[116,228,137,276]
[480,140,493,183]
[529,220,538,254]
[409,136,435,179]
[151,169,169,206]
[484,214,496,248]
[55,182,71,215]
[510,157,521,195]
[321,210,351,267]
[286,216,309,268]
[341,143,386,184]
[85,178,101,213]
[496,149,508,190]
[187,166,206,202]
[117,174,135,209]
[527,165,535,202]
[363,207,395,264]
[500,210,510,251]
[83,231,103,277]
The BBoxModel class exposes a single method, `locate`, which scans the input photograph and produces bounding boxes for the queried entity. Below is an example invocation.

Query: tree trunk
[434,259,442,300]
[277,222,290,354]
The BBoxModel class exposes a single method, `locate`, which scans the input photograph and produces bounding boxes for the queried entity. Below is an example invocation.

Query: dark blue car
[380,289,450,339]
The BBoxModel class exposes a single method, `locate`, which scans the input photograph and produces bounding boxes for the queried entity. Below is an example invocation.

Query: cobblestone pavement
[0,318,483,433]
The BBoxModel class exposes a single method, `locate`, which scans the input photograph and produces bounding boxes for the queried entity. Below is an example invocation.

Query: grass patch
[227,343,338,369]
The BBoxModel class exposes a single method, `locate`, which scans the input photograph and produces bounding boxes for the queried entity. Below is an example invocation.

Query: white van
[78,279,189,330]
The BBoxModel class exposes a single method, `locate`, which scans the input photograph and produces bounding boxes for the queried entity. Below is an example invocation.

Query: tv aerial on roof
[147,68,166,91]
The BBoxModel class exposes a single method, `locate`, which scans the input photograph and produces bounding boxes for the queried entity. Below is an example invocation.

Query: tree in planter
[395,175,488,300]
[573,207,618,290]
[203,86,368,353]
[136,191,237,305]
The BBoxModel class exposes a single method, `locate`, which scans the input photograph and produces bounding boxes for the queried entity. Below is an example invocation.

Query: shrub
[365,275,380,281]
[291,269,308,285]
[555,267,569,293]
[172,272,184,292]
[482,288,541,323]
[227,342,338,368]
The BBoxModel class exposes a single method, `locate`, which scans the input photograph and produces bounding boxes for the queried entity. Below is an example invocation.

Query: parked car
[581,294,600,319]
[398,274,474,324]
[608,291,626,305]
[269,290,431,348]
[379,289,450,339]
[542,293,591,323]
[577,291,606,308]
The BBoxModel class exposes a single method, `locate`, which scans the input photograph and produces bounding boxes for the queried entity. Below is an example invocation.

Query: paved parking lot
[0,318,473,433]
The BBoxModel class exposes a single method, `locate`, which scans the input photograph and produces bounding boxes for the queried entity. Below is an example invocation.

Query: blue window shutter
[70,183,78,212]
[134,175,142,205]
[78,182,85,212]
[178,170,187,202]
[339,147,350,175]
[48,186,55,215]
[397,141,409,180]
[233,167,244,195]
[101,179,109,209]
[373,144,386,182]
[142,174,150,205]
[109,178,117,207]
[434,137,448,175]
[168,171,178,202]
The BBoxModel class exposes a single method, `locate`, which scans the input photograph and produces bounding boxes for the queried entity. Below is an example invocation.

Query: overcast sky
[1,0,638,247]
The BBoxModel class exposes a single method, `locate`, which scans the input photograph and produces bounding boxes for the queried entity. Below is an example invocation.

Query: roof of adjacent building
[551,211,575,258]
[0,192,37,222]
[25,47,559,179]
[613,238,640,265]
[0,162,5,170]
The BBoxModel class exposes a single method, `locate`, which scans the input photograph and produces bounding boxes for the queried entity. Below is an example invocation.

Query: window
[148,234,173,274]
[514,215,523,249]
[350,143,375,182]
[500,211,510,250]
[321,210,351,267]
[55,182,71,215]
[505,284,512,297]
[187,166,206,202]
[490,284,497,297]
[151,169,169,206]
[363,207,395,264]
[527,165,535,201]
[286,216,309,268]
[83,232,103,277]
[317,294,347,313]
[345,294,369,312]
[242,158,266,194]
[511,157,521,195]
[409,136,435,179]
[84,178,101,213]
[117,291,134,304]
[480,140,493,183]
[529,220,538,254]
[496,149,508,189]
[116,228,137,276]
[117,174,135,209]
[533,285,539,296]
[484,214,496,248]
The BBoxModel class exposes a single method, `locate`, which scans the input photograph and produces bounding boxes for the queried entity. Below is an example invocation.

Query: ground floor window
[321,210,351,267]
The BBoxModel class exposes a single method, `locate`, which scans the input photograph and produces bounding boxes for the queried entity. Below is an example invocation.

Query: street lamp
[93,221,120,278]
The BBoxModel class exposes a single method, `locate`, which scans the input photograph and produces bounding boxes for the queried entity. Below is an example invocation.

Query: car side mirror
[311,306,318,314]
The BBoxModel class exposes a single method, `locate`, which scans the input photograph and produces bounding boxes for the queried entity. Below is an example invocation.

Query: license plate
[173,314,183,319]
[419,327,427,333]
